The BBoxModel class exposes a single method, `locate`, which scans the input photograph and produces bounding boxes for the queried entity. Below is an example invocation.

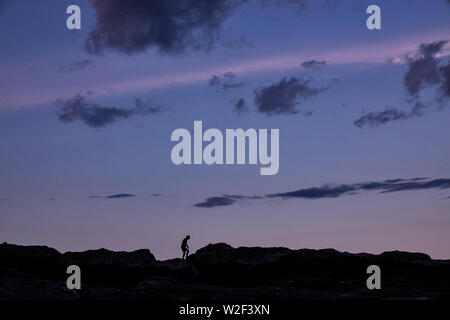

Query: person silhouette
[181,235,190,259]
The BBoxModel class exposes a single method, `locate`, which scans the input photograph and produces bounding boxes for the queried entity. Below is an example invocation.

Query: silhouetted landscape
[1,242,449,300]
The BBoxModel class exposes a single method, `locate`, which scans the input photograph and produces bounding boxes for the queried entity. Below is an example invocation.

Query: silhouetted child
[181,235,190,259]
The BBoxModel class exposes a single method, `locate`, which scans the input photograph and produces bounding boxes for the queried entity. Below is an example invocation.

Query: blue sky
[0,0,449,259]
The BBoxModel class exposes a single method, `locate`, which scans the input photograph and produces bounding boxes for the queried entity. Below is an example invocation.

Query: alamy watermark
[66,265,81,290]
[366,265,381,290]
[171,121,279,175]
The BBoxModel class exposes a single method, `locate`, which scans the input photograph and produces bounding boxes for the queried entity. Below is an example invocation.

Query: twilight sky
[0,0,449,259]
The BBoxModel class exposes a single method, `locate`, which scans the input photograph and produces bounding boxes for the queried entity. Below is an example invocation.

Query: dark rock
[61,248,157,287]
[0,243,60,259]
[1,242,449,300]
[154,258,198,280]
[62,248,156,267]
[378,251,431,263]
[0,243,62,280]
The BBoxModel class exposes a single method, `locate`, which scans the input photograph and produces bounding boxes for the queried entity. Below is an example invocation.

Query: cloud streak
[266,177,450,199]
[194,194,262,207]
[195,177,450,207]
[353,102,428,128]
[56,94,162,128]
[301,59,327,68]
[90,193,136,199]
[195,196,236,208]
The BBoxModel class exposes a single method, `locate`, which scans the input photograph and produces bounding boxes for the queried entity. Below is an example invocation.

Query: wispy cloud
[56,94,163,128]
[209,72,245,90]
[194,194,261,207]
[354,40,450,128]
[3,32,448,110]
[195,177,450,207]
[354,102,428,128]
[90,193,136,199]
[232,98,249,115]
[266,177,450,199]
[194,196,236,208]
[301,59,327,68]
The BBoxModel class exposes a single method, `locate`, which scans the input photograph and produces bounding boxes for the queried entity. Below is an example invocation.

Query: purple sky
[0,0,449,259]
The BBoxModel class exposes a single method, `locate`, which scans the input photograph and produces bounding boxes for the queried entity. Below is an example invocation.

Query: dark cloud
[301,59,327,68]
[83,0,363,55]
[376,178,450,193]
[195,177,450,207]
[85,0,247,55]
[56,94,162,128]
[356,41,449,129]
[90,193,136,199]
[195,194,262,208]
[269,185,355,199]
[209,72,245,90]
[254,77,323,115]
[58,59,94,72]
[354,102,429,128]
[266,177,450,199]
[223,194,262,200]
[194,196,236,208]
[403,41,447,97]
[106,193,136,199]
[84,0,318,55]
[354,107,409,128]
[233,98,249,115]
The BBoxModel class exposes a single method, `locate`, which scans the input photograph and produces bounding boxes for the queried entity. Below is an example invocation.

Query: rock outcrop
[1,242,449,300]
